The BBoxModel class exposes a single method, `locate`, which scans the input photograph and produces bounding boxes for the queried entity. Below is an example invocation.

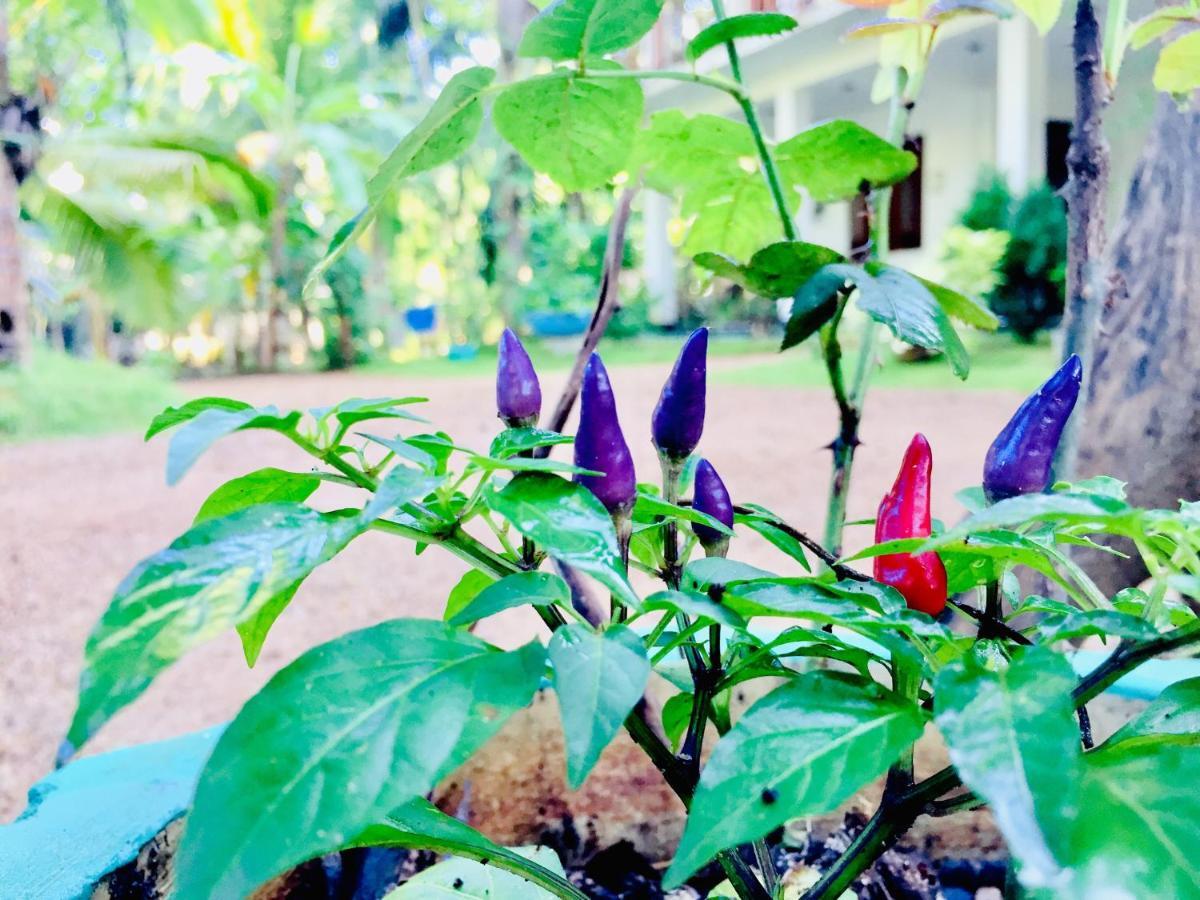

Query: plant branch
[731,505,867,581]
[948,598,1031,645]
[1073,621,1200,706]
[537,184,637,449]
[1055,0,1113,482]
[709,0,797,241]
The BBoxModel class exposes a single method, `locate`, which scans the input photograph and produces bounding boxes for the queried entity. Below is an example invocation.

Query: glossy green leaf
[361,432,439,471]
[664,673,924,887]
[174,622,546,899]
[1036,608,1159,644]
[775,120,917,202]
[67,503,374,748]
[468,454,598,476]
[312,396,428,428]
[642,590,746,629]
[922,490,1135,550]
[550,624,650,788]
[518,0,665,59]
[681,167,781,261]
[694,241,845,300]
[934,647,1080,889]
[683,557,777,590]
[193,467,320,524]
[685,12,797,61]
[165,405,301,485]
[309,67,494,289]
[781,266,846,349]
[1107,678,1200,750]
[365,466,443,519]
[386,845,567,899]
[444,570,497,622]
[633,491,734,536]
[1155,32,1200,94]
[348,798,585,900]
[489,427,574,458]
[495,63,643,191]
[733,506,811,568]
[661,692,693,752]
[1045,743,1200,897]
[144,396,251,440]
[856,264,968,376]
[486,473,639,608]
[448,571,571,626]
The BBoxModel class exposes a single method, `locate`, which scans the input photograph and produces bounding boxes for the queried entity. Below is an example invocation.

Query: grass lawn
[716,331,1056,392]
[0,351,181,443]
[367,330,1056,393]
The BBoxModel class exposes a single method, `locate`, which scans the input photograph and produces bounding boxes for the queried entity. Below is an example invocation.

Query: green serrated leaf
[494,63,643,192]
[174,622,546,900]
[550,624,650,788]
[934,647,1080,889]
[917,275,1000,329]
[776,120,917,202]
[694,241,845,300]
[518,0,665,59]
[485,473,639,609]
[664,673,924,887]
[193,468,320,524]
[685,12,797,62]
[448,571,571,626]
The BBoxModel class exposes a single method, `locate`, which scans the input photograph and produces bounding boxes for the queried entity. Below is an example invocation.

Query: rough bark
[1074,98,1200,594]
[1056,0,1112,479]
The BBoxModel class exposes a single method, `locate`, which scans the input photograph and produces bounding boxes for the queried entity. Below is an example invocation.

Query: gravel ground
[0,358,1021,820]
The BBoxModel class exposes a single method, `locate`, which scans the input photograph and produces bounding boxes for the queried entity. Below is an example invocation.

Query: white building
[638,0,1161,323]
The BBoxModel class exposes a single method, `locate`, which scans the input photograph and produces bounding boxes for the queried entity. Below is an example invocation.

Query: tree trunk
[0,0,28,368]
[1074,98,1200,594]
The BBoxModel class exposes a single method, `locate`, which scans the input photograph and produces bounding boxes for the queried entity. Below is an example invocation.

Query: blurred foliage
[949,170,1067,343]
[6,0,639,373]
[0,348,180,441]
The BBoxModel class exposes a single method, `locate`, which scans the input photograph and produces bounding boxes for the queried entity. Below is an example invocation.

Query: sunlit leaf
[518,0,665,59]
[174,622,545,899]
[685,12,797,62]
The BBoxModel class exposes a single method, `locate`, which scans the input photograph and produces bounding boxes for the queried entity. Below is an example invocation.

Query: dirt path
[0,362,1021,820]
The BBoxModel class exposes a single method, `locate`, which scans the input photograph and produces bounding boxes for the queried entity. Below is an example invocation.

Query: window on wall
[851,136,923,252]
[1046,120,1071,189]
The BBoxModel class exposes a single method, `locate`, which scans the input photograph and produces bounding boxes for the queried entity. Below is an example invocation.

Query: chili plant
[64,329,1200,899]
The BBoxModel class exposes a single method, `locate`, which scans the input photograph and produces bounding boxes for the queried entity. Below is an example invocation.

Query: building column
[995,17,1046,190]
[643,189,679,326]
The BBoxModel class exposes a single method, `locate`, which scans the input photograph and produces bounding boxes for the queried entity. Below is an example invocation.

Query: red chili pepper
[873,433,947,616]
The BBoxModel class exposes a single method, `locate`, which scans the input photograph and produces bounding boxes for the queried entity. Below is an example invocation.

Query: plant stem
[821,76,914,555]
[709,0,797,241]
[730,505,867,582]
[575,66,746,103]
[1073,621,1200,706]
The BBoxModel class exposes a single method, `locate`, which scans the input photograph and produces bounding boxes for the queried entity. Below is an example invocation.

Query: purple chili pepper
[652,328,709,460]
[496,328,542,427]
[983,354,1083,503]
[575,354,637,514]
[692,458,733,554]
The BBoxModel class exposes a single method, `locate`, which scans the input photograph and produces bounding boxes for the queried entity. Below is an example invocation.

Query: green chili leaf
[494,63,643,192]
[934,647,1080,889]
[174,622,545,899]
[549,624,650,788]
[518,0,665,60]
[685,12,797,62]
[486,473,639,609]
[664,673,924,887]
